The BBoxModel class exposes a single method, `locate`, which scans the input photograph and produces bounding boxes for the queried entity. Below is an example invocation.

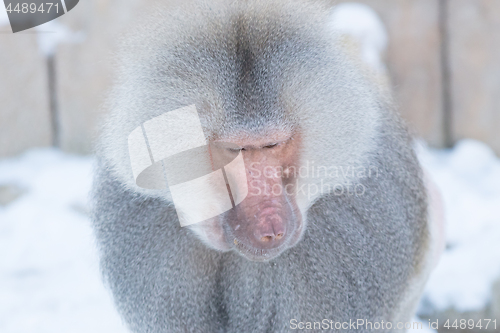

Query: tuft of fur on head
[96,0,382,213]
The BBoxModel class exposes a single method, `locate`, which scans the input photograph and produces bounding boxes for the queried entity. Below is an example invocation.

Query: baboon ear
[5,0,79,33]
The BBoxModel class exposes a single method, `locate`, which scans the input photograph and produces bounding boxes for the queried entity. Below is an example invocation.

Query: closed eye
[263,143,278,149]
[227,147,245,152]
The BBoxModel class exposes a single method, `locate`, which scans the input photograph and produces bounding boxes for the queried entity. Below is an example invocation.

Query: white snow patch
[417,139,500,312]
[0,149,128,333]
[329,3,388,74]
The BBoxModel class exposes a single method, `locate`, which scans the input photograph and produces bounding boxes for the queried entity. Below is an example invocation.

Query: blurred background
[0,1,499,332]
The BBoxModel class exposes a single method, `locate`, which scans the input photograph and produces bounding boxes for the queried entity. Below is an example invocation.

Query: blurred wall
[0,0,499,157]
[0,33,52,156]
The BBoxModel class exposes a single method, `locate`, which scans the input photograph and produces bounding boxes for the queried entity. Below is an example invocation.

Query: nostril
[261,235,273,242]
[253,214,286,244]
[257,230,285,243]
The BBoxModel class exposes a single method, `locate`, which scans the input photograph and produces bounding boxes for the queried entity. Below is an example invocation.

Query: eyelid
[263,143,278,148]
[225,140,284,151]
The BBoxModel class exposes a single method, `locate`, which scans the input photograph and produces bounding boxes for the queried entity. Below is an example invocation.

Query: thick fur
[92,1,432,332]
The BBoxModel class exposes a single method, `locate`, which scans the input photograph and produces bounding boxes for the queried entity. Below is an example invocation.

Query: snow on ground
[0,140,499,332]
[417,139,500,312]
[0,149,128,333]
